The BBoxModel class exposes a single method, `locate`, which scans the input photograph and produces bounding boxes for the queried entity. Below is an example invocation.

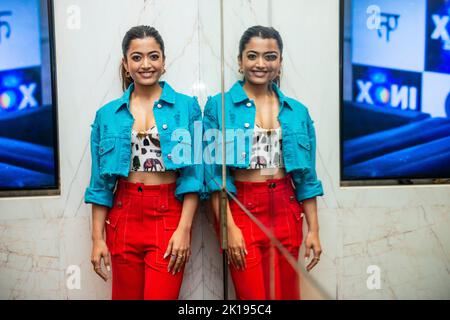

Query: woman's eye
[150,54,160,61]
[247,54,257,60]
[265,54,278,61]
[131,55,141,62]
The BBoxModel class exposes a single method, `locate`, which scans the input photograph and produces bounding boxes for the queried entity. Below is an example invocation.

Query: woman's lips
[250,70,268,77]
[139,71,155,78]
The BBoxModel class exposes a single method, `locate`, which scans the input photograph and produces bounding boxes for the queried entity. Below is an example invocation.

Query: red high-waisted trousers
[227,175,304,300]
[105,179,185,300]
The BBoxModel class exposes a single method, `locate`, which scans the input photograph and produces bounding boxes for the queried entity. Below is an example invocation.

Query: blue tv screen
[341,0,450,182]
[0,0,59,193]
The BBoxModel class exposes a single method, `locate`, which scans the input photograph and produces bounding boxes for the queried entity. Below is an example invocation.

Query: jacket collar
[114,81,176,113]
[229,80,293,109]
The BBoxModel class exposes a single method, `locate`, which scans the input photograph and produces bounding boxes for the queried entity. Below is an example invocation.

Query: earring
[126,71,131,78]
[238,68,243,74]
[162,68,166,75]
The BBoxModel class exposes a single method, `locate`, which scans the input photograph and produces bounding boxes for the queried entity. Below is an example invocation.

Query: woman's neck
[243,81,273,100]
[132,82,163,102]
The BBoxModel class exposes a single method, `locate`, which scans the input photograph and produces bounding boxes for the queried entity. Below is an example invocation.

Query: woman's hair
[120,25,165,91]
[238,25,283,88]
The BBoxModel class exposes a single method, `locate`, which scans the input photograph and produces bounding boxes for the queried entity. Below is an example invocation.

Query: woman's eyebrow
[130,50,160,55]
[245,50,278,54]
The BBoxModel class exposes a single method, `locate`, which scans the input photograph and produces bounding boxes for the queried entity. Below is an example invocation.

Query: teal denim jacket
[202,80,324,202]
[84,82,203,208]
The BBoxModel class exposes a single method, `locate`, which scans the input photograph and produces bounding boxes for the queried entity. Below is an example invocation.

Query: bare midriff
[232,167,286,182]
[126,171,178,185]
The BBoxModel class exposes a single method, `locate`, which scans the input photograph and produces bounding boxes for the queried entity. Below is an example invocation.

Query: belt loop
[159,184,169,212]
[244,182,255,209]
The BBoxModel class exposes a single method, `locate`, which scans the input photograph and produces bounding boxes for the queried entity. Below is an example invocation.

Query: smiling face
[238,37,282,86]
[122,37,165,87]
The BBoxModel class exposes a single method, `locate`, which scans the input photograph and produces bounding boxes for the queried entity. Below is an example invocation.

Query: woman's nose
[256,56,265,67]
[142,57,151,68]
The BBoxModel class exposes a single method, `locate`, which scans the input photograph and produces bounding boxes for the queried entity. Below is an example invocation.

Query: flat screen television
[340,0,450,186]
[0,0,59,196]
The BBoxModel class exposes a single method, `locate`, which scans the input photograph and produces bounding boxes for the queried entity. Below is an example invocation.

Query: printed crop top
[248,124,285,171]
[130,126,166,172]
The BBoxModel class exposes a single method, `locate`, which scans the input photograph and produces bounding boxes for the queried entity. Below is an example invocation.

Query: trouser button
[138,186,143,192]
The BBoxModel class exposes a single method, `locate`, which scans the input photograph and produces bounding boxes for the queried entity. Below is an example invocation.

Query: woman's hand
[91,239,111,281]
[164,226,191,275]
[227,223,248,270]
[304,230,322,272]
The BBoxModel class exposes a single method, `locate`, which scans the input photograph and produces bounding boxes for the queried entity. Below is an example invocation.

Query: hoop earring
[238,68,243,74]
[162,68,166,75]
[126,71,131,78]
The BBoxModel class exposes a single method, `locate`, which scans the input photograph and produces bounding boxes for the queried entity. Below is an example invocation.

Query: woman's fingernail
[106,266,111,272]
[163,253,168,259]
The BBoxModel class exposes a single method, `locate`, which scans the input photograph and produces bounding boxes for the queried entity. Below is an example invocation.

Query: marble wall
[0,0,448,300]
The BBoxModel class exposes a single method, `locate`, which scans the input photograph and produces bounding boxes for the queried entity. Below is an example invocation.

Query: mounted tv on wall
[0,0,59,196]
[340,0,450,186]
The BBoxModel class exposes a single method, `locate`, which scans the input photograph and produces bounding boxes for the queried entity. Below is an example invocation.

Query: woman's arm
[302,197,322,272]
[165,192,199,275]
[211,191,248,270]
[91,204,110,281]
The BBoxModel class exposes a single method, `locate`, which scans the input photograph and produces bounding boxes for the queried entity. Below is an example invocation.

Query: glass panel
[208,0,331,300]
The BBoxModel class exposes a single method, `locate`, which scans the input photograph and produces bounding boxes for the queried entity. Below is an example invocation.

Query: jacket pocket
[296,133,311,156]
[294,133,312,173]
[99,138,117,174]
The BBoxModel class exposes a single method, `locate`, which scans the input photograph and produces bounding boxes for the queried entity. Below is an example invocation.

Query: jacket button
[162,124,168,130]
[157,103,162,108]
[246,102,252,107]
[244,123,250,128]
[99,147,104,153]
[168,154,172,159]
[241,152,246,158]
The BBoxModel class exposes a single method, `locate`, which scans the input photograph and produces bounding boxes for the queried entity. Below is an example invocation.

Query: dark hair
[120,25,165,91]
[238,25,283,88]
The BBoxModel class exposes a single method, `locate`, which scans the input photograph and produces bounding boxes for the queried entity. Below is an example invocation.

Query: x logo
[431,14,449,42]
[356,80,374,105]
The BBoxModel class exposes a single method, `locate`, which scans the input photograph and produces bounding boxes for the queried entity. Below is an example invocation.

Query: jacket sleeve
[202,96,236,199]
[291,109,324,202]
[84,112,117,208]
[175,97,205,201]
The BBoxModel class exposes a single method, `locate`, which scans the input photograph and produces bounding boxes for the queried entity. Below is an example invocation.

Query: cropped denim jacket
[202,80,324,202]
[84,82,203,208]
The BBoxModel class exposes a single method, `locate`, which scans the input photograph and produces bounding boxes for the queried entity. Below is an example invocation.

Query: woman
[84,26,203,300]
[203,26,324,300]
